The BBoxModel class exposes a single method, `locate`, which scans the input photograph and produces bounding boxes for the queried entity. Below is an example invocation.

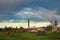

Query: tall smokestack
[28,19,30,28]
[55,19,58,26]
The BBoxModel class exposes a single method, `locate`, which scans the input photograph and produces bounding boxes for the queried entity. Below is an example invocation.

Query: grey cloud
[15,7,57,23]
[0,0,34,11]
[0,0,60,23]
[0,0,34,19]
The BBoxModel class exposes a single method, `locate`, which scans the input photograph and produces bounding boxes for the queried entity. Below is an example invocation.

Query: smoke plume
[33,8,57,26]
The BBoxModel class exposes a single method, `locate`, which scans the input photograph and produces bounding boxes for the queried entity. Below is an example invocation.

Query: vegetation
[0,26,60,40]
[0,32,60,40]
[46,25,52,31]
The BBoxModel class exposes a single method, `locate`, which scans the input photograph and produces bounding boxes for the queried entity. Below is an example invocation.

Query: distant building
[52,26,57,31]
[24,26,47,32]
[37,27,46,32]
[24,27,37,32]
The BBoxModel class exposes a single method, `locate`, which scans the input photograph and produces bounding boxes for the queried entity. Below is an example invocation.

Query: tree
[46,25,53,31]
[20,27,23,30]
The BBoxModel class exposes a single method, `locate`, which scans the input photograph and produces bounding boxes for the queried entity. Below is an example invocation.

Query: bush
[37,30,46,36]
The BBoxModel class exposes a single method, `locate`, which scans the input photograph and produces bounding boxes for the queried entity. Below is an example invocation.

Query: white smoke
[32,7,57,26]
[16,7,57,26]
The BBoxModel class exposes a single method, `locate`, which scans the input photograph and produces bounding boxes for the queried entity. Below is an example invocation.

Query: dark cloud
[0,0,34,11]
[0,0,60,23]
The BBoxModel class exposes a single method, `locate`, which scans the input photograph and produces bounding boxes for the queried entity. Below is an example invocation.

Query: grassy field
[0,32,60,40]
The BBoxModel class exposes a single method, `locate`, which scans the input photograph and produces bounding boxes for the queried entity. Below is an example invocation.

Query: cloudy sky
[0,0,60,28]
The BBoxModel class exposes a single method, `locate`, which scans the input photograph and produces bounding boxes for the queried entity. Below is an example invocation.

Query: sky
[0,0,60,28]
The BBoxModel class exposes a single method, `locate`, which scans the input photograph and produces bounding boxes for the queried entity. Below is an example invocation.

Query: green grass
[0,32,60,40]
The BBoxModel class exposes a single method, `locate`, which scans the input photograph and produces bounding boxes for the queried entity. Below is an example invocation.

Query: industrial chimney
[52,19,58,31]
[55,19,58,26]
[28,19,30,28]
